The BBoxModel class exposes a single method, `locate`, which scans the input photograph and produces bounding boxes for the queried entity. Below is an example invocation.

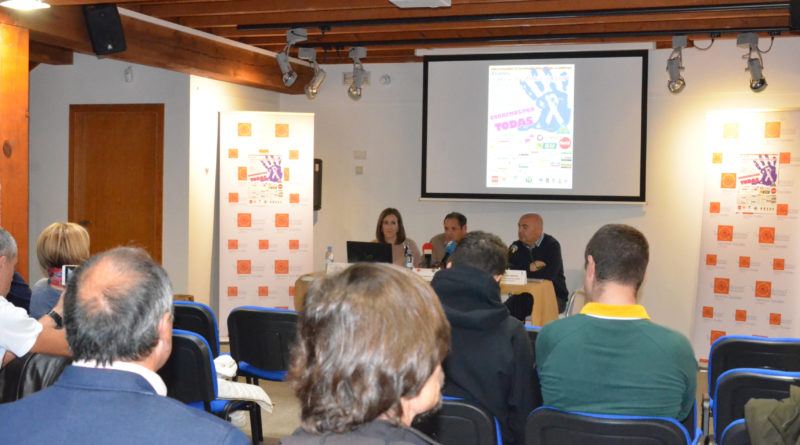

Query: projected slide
[486,64,574,189]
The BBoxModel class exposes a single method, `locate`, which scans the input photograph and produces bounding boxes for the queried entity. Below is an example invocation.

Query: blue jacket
[0,365,249,444]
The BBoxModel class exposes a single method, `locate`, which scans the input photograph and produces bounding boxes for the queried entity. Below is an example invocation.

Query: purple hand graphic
[753,154,777,186]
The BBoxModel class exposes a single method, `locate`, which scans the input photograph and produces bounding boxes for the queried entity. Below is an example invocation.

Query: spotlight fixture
[666,36,687,94]
[737,32,767,93]
[0,0,49,9]
[298,47,326,100]
[348,47,367,101]
[276,28,308,87]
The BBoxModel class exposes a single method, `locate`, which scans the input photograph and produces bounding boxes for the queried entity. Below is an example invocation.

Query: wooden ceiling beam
[0,6,314,93]
[162,0,787,28]
[209,7,786,40]
[230,9,787,46]
[128,0,785,20]
[29,41,73,65]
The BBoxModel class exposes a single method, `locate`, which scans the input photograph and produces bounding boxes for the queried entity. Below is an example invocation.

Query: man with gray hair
[0,247,248,444]
[0,227,70,368]
[431,231,537,445]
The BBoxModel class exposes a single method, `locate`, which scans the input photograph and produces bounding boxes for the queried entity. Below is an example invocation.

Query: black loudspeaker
[83,4,127,55]
[313,158,322,211]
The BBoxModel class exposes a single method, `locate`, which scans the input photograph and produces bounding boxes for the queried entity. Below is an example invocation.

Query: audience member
[536,224,697,420]
[30,222,90,319]
[429,212,467,267]
[0,227,70,369]
[506,213,568,317]
[374,207,423,267]
[7,270,32,312]
[281,263,449,445]
[431,231,536,445]
[0,247,249,444]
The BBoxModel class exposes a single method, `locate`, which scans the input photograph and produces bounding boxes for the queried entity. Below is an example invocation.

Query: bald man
[506,214,568,317]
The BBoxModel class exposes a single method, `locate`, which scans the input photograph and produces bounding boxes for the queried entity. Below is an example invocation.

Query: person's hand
[530,261,546,272]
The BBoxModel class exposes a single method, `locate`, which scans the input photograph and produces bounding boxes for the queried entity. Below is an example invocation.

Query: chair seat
[239,361,287,381]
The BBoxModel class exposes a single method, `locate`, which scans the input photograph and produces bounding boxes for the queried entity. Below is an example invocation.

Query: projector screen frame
[421,49,648,203]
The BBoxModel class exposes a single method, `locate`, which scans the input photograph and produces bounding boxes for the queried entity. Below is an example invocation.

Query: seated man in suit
[506,213,568,319]
[0,247,249,445]
[429,212,467,267]
[536,224,697,421]
[0,227,70,368]
[431,231,537,445]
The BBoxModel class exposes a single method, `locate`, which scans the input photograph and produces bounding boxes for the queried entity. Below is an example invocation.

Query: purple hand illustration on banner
[753,154,777,186]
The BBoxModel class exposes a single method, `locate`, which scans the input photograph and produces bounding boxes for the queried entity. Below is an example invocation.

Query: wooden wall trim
[0,24,29,281]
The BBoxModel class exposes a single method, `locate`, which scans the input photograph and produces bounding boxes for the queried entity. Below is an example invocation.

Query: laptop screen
[346,241,393,263]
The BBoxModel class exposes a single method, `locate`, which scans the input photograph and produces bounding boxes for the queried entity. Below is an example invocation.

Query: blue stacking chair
[525,406,701,445]
[718,419,749,445]
[703,336,800,436]
[173,301,220,358]
[413,396,502,445]
[227,306,298,383]
[712,368,800,441]
[158,329,261,444]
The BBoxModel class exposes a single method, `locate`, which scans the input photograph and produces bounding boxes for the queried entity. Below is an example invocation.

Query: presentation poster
[486,64,574,189]
[218,111,314,337]
[691,110,800,362]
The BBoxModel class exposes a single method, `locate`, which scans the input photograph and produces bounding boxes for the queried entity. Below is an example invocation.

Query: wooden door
[69,104,163,262]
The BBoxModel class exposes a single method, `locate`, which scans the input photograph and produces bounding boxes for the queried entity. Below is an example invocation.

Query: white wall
[28,37,800,338]
[187,76,280,308]
[29,53,190,290]
[280,37,800,337]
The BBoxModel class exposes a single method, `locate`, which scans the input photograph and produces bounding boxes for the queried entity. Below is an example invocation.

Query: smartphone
[62,265,78,286]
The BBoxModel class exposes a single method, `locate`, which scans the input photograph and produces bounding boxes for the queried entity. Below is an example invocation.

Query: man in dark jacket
[506,213,568,317]
[431,231,538,445]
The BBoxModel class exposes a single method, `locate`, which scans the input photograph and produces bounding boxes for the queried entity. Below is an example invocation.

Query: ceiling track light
[298,47,326,100]
[348,47,367,101]
[276,28,308,87]
[666,35,687,94]
[737,32,767,93]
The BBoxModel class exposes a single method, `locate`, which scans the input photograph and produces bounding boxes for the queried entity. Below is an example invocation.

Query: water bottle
[325,246,334,264]
[404,242,413,269]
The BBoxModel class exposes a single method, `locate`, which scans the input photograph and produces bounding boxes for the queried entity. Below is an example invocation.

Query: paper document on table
[501,270,527,285]
[413,268,437,282]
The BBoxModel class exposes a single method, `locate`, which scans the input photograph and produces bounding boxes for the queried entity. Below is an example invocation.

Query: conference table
[293,270,560,327]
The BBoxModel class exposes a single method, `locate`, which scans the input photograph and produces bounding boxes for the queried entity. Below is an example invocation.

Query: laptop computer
[346,241,393,263]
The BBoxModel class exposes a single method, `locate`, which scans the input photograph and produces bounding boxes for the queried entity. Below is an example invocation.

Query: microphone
[441,241,456,267]
[422,243,433,268]
[508,244,518,259]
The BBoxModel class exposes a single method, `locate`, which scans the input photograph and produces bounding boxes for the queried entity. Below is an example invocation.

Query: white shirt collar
[72,359,167,396]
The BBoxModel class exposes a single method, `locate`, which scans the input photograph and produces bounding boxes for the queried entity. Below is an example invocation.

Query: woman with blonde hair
[281,263,450,444]
[29,222,90,319]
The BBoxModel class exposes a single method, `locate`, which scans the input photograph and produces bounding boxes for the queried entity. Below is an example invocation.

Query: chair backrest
[718,419,749,445]
[157,329,217,406]
[413,397,501,445]
[0,353,71,403]
[713,368,800,437]
[525,325,541,362]
[173,301,220,357]
[563,288,585,317]
[227,306,298,372]
[708,335,800,396]
[525,407,694,445]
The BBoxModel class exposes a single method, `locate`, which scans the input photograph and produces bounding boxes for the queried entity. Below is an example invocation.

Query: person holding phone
[29,222,90,320]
